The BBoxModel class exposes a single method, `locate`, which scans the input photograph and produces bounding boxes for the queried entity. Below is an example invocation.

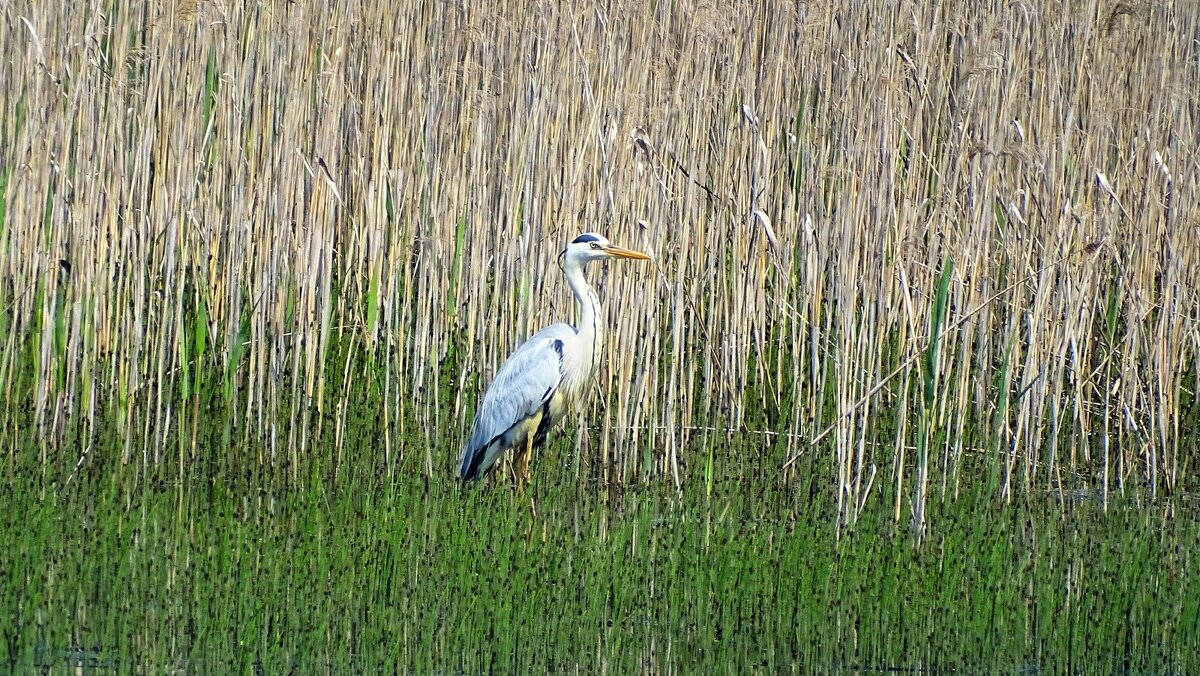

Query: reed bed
[1,1,1197,528]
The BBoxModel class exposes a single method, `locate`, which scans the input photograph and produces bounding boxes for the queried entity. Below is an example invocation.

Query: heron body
[458,233,651,483]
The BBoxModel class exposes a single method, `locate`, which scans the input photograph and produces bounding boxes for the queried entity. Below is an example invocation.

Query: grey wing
[458,323,574,480]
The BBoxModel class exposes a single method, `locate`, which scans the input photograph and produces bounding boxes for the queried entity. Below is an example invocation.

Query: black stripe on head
[571,233,603,244]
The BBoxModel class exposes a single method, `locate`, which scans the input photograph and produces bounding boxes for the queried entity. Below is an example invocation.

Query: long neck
[564,259,603,363]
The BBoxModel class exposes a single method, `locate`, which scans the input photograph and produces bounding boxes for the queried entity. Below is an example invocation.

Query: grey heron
[458,233,651,484]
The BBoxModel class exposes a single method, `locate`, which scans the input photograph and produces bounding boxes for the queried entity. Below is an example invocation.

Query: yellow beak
[605,245,652,261]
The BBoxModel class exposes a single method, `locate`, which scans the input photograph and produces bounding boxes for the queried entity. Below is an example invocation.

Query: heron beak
[604,245,652,261]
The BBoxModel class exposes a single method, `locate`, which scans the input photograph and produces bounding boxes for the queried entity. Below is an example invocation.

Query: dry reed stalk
[0,2,1195,519]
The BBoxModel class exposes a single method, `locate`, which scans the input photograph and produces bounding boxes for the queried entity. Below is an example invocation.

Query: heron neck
[565,260,603,351]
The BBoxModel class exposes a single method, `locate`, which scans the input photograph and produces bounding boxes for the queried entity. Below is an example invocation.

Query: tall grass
[1,1,1197,524]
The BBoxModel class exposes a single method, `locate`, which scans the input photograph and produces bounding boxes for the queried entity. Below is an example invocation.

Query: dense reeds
[1,1,1197,527]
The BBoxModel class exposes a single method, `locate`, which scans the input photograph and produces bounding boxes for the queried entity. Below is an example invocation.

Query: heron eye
[590,242,601,250]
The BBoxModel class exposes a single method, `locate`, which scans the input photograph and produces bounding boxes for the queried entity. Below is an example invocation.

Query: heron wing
[459,323,574,479]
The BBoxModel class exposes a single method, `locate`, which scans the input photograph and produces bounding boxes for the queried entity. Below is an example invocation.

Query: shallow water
[3,439,1196,673]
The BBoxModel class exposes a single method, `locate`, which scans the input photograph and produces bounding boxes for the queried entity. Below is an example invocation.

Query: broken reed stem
[784,242,1106,471]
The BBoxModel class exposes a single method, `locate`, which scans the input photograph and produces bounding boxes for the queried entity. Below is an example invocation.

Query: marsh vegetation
[1,0,1197,670]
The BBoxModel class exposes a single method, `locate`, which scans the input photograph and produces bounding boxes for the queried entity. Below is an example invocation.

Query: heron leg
[514,432,534,492]
[523,433,538,518]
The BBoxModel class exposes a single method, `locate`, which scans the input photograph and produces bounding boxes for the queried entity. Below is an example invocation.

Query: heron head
[562,233,652,266]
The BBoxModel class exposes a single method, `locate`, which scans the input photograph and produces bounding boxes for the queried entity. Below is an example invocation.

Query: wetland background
[1,0,1198,671]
